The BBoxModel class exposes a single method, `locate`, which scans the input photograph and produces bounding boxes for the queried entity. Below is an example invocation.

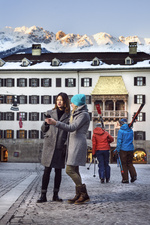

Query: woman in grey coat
[37,92,70,203]
[46,94,90,204]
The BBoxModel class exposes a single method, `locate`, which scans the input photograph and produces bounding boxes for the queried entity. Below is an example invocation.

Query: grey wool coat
[41,109,70,168]
[56,104,90,166]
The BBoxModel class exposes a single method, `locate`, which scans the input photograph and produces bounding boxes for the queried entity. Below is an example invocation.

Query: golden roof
[91,76,128,95]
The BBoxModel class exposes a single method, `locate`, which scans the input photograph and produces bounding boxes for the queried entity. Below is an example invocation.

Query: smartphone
[44,113,51,118]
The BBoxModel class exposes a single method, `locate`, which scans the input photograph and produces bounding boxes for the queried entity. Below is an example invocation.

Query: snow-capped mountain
[0,26,150,58]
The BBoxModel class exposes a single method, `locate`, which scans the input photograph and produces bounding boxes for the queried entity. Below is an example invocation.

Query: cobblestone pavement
[0,162,150,225]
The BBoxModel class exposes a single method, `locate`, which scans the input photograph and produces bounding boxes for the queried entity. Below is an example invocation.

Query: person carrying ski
[114,118,137,183]
[92,123,114,183]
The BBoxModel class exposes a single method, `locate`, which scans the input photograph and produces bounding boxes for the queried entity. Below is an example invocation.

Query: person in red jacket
[92,123,114,183]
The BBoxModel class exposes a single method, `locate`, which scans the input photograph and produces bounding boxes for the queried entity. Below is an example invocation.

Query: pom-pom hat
[71,94,86,106]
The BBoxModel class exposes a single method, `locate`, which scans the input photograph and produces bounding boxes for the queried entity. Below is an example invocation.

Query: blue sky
[0,0,150,38]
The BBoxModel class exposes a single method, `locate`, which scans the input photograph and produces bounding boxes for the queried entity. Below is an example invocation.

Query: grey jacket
[41,109,70,167]
[56,104,90,166]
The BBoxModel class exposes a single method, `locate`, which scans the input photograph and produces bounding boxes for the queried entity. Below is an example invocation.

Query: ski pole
[87,157,94,170]
[93,158,96,177]
[117,153,124,174]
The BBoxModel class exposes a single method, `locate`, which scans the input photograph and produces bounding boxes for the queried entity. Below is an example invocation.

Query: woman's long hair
[53,92,70,113]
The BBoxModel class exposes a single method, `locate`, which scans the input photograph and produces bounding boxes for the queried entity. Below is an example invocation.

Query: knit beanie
[71,94,86,106]
[119,118,127,125]
[96,123,103,128]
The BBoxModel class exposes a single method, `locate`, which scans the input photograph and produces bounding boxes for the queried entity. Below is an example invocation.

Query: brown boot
[68,186,80,204]
[75,184,90,204]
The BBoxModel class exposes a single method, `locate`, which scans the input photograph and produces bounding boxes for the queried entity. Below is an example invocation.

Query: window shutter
[134,132,137,140]
[25,131,27,138]
[12,79,14,87]
[29,131,31,138]
[25,113,27,120]
[37,96,39,104]
[4,130,6,138]
[89,96,91,104]
[4,112,6,120]
[49,96,51,104]
[17,131,19,138]
[41,96,44,104]
[41,79,44,87]
[12,113,14,120]
[25,79,27,87]
[29,96,31,104]
[134,77,137,86]
[29,113,31,121]
[4,79,6,86]
[65,79,68,87]
[73,79,76,87]
[142,113,146,121]
[17,79,19,87]
[17,113,19,120]
[37,131,39,139]
[37,79,39,87]
[89,78,92,86]
[143,95,145,104]
[81,78,84,87]
[29,79,31,87]
[49,79,51,87]
[143,77,146,86]
[37,113,39,121]
[134,95,137,104]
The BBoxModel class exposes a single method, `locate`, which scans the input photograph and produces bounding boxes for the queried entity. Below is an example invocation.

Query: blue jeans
[96,150,110,180]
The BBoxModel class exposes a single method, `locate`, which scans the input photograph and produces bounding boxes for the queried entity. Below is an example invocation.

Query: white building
[0,43,150,163]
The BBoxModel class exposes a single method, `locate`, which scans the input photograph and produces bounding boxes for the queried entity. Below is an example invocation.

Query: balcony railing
[93,110,128,119]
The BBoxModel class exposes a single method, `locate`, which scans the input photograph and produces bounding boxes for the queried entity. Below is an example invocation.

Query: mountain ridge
[0,26,150,58]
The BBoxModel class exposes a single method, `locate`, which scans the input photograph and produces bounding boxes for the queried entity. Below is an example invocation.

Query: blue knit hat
[71,94,86,106]
[119,118,127,125]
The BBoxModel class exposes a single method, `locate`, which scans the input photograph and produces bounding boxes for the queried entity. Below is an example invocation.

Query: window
[86,131,91,139]
[4,112,14,120]
[136,112,145,122]
[134,95,145,104]
[41,78,51,87]
[86,95,91,104]
[105,124,115,138]
[4,79,14,87]
[29,130,39,139]
[53,96,57,104]
[56,78,61,87]
[134,131,145,140]
[29,112,39,121]
[29,96,39,104]
[68,95,73,102]
[0,130,3,138]
[81,78,92,87]
[19,95,27,104]
[65,78,76,87]
[4,130,14,139]
[17,78,27,87]
[134,77,146,86]
[17,112,27,121]
[29,78,39,87]
[17,130,27,139]
[5,96,13,104]
[0,95,3,103]
[0,79,3,87]
[41,96,51,104]
[0,112,3,120]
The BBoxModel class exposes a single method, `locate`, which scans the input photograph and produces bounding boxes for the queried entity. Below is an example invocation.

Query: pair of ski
[95,103,145,174]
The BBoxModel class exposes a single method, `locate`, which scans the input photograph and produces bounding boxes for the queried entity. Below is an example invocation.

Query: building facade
[0,43,150,163]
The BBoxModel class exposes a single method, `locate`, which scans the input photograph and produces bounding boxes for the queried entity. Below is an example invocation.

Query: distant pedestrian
[115,118,137,183]
[46,94,90,204]
[37,92,70,203]
[92,123,114,183]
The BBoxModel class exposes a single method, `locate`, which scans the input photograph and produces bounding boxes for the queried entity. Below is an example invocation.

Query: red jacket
[92,127,114,155]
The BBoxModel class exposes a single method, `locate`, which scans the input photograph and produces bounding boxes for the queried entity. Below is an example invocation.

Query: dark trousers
[119,150,137,181]
[42,166,62,192]
[96,150,110,180]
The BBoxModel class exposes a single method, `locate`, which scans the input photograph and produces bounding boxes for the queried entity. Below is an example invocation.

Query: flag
[19,113,23,128]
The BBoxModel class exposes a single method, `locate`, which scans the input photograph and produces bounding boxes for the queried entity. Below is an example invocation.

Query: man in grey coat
[37,92,70,203]
[46,94,90,204]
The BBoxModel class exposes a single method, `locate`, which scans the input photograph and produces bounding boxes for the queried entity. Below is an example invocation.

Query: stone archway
[0,144,8,162]
[133,148,147,164]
